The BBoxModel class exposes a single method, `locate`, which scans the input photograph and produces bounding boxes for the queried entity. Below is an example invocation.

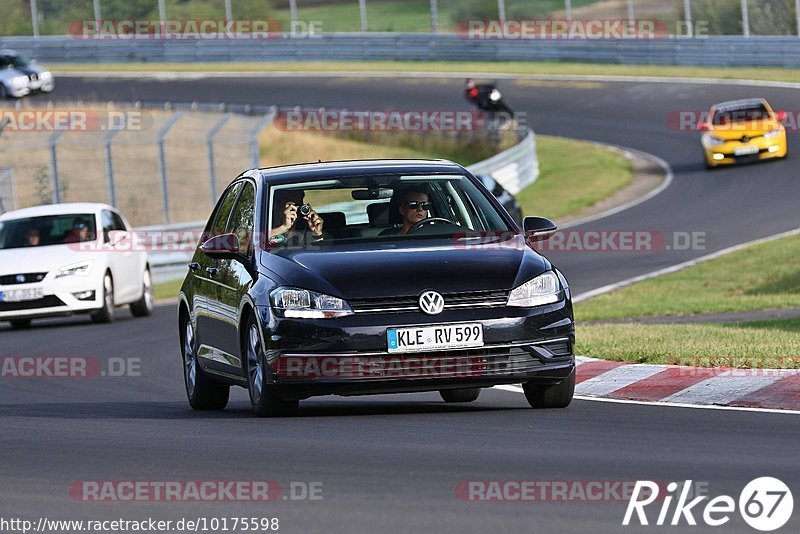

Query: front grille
[29,73,38,81]
[349,289,509,314]
[0,273,47,286]
[0,295,65,312]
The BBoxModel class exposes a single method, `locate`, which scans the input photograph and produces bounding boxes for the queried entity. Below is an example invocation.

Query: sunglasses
[403,201,432,210]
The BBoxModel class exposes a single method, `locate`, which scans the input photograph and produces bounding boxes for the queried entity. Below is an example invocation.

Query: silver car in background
[0,50,54,97]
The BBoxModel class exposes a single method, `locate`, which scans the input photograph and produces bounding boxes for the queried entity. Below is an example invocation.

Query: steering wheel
[407,217,455,234]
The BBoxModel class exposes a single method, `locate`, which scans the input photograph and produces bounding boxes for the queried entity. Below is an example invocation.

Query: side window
[110,211,127,232]
[101,210,114,244]
[227,182,256,255]
[207,182,243,237]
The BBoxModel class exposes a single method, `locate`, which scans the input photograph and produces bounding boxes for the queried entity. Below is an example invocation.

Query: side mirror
[523,216,557,242]
[201,233,242,261]
[775,110,787,121]
[108,230,131,247]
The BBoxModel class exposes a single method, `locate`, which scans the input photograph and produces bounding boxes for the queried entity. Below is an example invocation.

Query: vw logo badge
[741,136,750,143]
[419,290,445,315]
[15,274,25,283]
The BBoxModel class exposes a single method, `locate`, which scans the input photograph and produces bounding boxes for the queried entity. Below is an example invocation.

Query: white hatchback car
[0,203,153,328]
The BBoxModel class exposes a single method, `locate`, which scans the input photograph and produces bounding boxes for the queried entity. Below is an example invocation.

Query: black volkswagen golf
[178,159,575,416]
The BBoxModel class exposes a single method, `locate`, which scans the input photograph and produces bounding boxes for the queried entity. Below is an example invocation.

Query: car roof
[0,202,113,221]
[711,98,770,112]
[0,49,19,56]
[256,159,466,185]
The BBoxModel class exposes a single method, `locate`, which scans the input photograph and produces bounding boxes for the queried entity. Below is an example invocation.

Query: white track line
[492,385,800,415]
[575,364,666,397]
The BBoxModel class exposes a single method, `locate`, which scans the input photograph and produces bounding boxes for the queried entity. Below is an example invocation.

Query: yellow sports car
[700,98,787,169]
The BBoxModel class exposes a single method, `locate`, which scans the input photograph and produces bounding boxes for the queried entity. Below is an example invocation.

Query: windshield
[0,54,29,69]
[265,173,512,247]
[713,103,771,125]
[0,214,97,250]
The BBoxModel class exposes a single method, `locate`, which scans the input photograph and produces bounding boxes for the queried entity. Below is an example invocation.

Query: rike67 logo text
[624,478,793,531]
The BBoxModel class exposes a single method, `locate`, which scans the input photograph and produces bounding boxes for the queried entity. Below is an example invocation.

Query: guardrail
[4,35,800,67]
[145,126,539,283]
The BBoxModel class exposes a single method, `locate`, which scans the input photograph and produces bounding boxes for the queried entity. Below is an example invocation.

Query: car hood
[259,236,550,299]
[13,63,46,77]
[0,245,98,277]
[709,120,782,139]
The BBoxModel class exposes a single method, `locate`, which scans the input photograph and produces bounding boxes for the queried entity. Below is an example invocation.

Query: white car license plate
[0,288,44,302]
[387,323,484,353]
[734,145,759,156]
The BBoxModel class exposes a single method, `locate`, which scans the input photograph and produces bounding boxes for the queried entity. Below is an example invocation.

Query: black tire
[244,314,298,417]
[439,388,481,403]
[9,319,32,329]
[523,369,576,409]
[129,268,154,317]
[90,273,115,324]
[181,316,229,410]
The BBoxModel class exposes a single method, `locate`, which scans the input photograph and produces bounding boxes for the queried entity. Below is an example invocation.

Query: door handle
[188,262,200,271]
[205,267,219,276]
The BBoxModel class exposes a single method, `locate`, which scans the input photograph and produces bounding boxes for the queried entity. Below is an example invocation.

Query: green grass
[576,232,800,322]
[50,61,800,84]
[517,136,632,221]
[154,279,183,301]
[271,0,599,33]
[576,318,800,367]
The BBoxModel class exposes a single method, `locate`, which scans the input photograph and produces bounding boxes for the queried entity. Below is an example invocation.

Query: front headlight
[764,127,782,139]
[270,287,354,319]
[11,75,28,87]
[40,71,53,80]
[55,260,94,278]
[703,135,725,146]
[489,88,502,102]
[507,271,561,307]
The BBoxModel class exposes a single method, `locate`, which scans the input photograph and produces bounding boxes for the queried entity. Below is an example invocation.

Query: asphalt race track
[1,74,799,533]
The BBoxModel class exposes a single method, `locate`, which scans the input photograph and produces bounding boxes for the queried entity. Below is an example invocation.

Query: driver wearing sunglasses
[381,186,432,236]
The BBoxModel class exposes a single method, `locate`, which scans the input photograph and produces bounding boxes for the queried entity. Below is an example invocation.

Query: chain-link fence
[0,102,275,226]
[4,0,800,38]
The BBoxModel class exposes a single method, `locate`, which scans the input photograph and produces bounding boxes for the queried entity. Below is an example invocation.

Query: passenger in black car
[270,189,325,242]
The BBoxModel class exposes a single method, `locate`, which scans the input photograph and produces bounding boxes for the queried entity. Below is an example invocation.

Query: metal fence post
[93,0,102,33]
[684,0,693,37]
[497,0,506,21]
[157,113,182,224]
[249,109,277,169]
[359,0,368,31]
[103,115,126,207]
[225,0,233,24]
[627,0,634,21]
[206,114,231,206]
[48,131,64,203]
[796,0,800,36]
[430,0,439,33]
[289,0,298,33]
[30,0,40,38]
[742,0,750,37]
[565,0,572,22]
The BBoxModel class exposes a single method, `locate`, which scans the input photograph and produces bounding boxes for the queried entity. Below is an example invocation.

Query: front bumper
[0,276,103,320]
[256,298,575,399]
[703,135,787,166]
